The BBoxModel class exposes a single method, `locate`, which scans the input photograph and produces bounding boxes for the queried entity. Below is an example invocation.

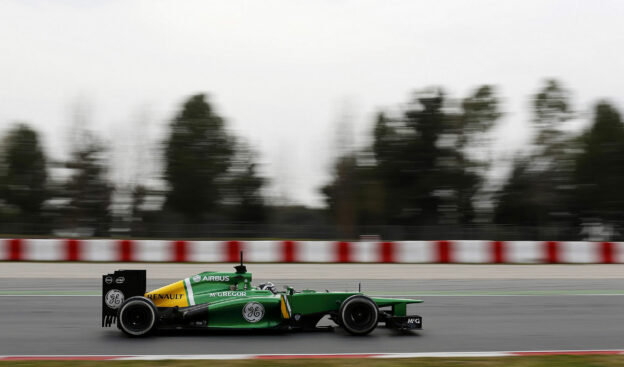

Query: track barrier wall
[1,239,623,263]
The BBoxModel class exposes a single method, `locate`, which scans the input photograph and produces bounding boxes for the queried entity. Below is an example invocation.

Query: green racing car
[102,254,423,336]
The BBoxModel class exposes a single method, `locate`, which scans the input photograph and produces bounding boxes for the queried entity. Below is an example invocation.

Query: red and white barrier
[1,238,623,263]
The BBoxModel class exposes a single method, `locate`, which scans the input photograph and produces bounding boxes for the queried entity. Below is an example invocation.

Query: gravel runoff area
[2,262,624,279]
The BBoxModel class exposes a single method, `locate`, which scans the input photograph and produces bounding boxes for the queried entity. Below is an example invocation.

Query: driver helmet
[258,282,277,293]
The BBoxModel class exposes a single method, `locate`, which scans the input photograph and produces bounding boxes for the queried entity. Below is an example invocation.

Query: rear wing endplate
[102,270,146,327]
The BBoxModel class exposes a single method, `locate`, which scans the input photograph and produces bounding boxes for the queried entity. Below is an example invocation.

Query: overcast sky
[1,0,623,207]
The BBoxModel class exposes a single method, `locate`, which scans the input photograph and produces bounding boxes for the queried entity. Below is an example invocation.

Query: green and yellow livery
[102,254,423,336]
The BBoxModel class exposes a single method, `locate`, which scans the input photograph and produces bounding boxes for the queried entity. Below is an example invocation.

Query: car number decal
[242,302,264,323]
[105,289,124,309]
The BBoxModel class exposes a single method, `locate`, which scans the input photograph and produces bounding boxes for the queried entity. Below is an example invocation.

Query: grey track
[2,278,624,355]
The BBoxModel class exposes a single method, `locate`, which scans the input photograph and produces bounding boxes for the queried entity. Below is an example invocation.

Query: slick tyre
[339,295,379,336]
[118,296,158,337]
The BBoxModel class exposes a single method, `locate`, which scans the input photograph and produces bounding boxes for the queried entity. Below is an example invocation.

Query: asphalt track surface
[2,278,624,355]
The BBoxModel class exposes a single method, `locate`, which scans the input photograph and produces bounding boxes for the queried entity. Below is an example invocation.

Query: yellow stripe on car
[144,280,189,307]
[280,294,291,319]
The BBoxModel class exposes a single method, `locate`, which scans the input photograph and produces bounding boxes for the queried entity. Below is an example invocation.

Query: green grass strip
[2,355,624,367]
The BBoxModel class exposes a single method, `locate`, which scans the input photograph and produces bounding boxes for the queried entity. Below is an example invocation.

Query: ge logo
[105,289,125,309]
[242,302,264,323]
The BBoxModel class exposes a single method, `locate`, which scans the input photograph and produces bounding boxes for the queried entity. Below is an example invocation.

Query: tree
[458,85,502,222]
[322,86,499,233]
[400,88,486,225]
[400,89,447,224]
[164,94,234,221]
[321,154,360,237]
[493,160,543,226]
[461,86,501,135]
[1,124,48,222]
[64,133,113,236]
[573,102,624,224]
[223,144,267,223]
[533,79,573,149]
[494,79,576,227]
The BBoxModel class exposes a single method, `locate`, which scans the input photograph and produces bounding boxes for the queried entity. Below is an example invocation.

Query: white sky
[1,0,623,207]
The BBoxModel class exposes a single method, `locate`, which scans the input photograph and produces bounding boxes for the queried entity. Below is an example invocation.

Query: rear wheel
[339,295,378,335]
[118,296,157,337]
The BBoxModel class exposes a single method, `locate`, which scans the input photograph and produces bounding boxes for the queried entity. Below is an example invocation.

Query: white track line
[2,350,624,360]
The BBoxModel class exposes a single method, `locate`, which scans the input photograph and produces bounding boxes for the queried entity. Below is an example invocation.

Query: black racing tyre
[339,295,379,335]
[117,296,158,337]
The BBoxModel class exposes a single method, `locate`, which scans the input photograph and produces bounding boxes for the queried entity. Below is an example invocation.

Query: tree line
[0,94,266,237]
[323,80,624,240]
[0,81,622,240]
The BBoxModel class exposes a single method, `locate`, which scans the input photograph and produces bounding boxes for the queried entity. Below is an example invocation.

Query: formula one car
[102,254,423,336]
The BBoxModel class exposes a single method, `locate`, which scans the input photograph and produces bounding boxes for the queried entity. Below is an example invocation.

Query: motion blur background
[1,0,623,241]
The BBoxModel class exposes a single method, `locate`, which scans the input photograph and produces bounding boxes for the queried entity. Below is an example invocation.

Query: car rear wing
[102,270,146,327]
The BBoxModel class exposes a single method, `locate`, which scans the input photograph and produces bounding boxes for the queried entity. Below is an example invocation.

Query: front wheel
[118,296,158,337]
[339,295,378,335]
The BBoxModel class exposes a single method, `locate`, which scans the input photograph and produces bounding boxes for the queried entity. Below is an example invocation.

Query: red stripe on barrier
[437,241,452,263]
[119,240,133,262]
[283,241,296,262]
[600,242,614,264]
[8,238,22,261]
[226,241,241,262]
[546,241,558,263]
[66,239,80,261]
[337,241,351,263]
[492,241,505,263]
[380,242,395,263]
[174,241,187,262]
